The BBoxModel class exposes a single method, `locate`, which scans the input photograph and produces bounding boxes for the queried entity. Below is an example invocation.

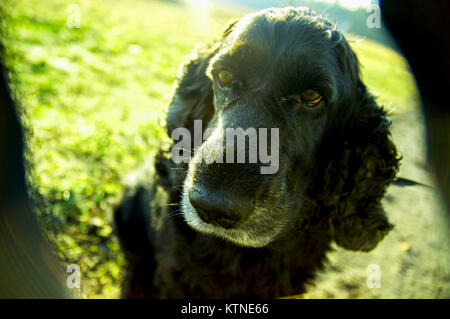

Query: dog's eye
[300,89,323,107]
[284,90,323,108]
[218,70,233,88]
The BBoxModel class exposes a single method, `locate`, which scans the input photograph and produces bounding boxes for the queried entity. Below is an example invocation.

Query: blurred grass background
[2,0,419,298]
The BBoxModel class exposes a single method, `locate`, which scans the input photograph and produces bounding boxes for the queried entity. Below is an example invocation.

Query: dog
[114,7,400,298]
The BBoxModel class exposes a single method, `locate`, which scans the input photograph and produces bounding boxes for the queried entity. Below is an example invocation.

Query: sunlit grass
[3,0,418,298]
[348,35,419,113]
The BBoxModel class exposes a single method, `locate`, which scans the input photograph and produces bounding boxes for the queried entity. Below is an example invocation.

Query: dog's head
[166,7,400,248]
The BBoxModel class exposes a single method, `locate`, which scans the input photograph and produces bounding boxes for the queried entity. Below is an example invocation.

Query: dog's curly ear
[328,83,400,252]
[315,35,401,252]
[166,44,219,138]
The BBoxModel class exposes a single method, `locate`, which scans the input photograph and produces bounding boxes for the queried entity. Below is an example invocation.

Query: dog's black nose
[188,188,252,229]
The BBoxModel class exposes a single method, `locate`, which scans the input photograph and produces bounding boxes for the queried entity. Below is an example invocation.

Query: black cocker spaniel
[114,7,400,298]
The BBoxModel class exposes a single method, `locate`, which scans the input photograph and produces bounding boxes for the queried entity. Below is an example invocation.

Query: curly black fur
[114,7,400,298]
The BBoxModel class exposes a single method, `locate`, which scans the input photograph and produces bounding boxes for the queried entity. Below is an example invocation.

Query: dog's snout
[188,188,252,229]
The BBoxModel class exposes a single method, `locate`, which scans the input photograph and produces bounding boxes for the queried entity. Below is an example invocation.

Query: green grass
[347,35,419,112]
[3,0,419,298]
